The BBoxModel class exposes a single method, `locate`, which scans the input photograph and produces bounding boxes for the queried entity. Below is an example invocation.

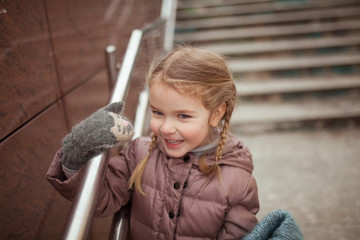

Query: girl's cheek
[150,119,159,135]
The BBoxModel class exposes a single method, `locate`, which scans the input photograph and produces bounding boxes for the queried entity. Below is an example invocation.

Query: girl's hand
[61,102,134,171]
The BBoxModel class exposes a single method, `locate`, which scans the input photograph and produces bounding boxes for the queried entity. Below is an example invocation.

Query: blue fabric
[243,210,303,240]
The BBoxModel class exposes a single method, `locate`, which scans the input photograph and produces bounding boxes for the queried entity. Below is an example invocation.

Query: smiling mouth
[166,139,183,144]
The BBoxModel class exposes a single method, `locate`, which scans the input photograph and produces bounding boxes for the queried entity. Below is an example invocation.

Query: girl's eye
[178,114,191,119]
[152,110,163,116]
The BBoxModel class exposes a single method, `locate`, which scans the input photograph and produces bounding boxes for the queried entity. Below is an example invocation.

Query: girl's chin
[163,143,188,158]
[166,151,186,159]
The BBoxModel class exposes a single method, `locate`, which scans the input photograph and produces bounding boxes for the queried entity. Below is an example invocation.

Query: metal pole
[162,0,178,52]
[106,45,118,88]
[132,89,150,139]
[109,204,131,240]
[110,30,143,103]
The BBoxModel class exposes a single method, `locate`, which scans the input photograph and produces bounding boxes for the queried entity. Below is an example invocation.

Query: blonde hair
[128,46,237,194]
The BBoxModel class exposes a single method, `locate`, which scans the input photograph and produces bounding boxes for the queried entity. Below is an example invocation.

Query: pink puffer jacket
[46,132,259,239]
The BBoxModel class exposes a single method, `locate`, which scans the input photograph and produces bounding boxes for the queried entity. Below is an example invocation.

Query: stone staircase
[175,0,360,133]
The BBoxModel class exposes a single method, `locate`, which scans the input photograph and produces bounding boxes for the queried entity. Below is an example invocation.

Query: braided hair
[128,134,157,195]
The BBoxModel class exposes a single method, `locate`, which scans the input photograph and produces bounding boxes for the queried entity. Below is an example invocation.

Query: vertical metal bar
[109,204,131,240]
[162,0,178,52]
[106,45,118,88]
[132,89,150,139]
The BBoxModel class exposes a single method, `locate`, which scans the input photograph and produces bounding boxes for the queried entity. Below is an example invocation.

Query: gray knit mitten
[61,102,134,171]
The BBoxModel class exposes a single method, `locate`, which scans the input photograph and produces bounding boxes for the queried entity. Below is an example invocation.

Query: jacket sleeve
[94,139,139,217]
[45,138,140,217]
[45,148,86,201]
[217,174,260,239]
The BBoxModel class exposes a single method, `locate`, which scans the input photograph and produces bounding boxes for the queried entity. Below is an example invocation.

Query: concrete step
[236,76,360,96]
[230,94,360,132]
[177,0,273,10]
[228,54,360,73]
[177,0,360,19]
[197,35,360,56]
[175,19,360,43]
[176,6,360,31]
[177,0,360,132]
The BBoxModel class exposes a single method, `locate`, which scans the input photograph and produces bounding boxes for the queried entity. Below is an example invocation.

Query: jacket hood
[156,132,254,173]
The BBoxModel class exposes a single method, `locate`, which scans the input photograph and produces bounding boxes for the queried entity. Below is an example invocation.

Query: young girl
[46,46,259,239]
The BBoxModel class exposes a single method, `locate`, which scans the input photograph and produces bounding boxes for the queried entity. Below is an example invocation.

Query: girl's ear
[210,102,226,127]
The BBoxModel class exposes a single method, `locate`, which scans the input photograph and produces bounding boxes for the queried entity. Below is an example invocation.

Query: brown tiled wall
[0,0,161,239]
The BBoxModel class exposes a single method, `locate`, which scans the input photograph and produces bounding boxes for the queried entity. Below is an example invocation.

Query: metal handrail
[61,0,177,239]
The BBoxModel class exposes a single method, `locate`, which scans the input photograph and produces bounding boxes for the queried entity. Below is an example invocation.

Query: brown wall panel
[0,0,60,140]
[63,69,111,128]
[0,0,162,238]
[0,102,68,239]
[46,0,110,94]
[46,0,161,95]
[34,189,72,239]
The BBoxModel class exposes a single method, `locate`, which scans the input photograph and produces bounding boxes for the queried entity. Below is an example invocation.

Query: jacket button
[183,181,187,188]
[169,211,175,219]
[174,182,181,190]
[183,155,190,162]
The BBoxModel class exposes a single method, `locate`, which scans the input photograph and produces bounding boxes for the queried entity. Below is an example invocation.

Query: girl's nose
[160,119,176,135]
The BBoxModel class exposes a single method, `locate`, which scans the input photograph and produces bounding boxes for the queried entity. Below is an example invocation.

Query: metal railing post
[132,89,150,139]
[108,204,131,240]
[106,45,118,88]
[162,0,178,52]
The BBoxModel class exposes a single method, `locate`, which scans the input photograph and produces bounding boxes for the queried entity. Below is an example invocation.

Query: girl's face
[149,82,221,158]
